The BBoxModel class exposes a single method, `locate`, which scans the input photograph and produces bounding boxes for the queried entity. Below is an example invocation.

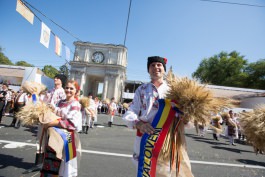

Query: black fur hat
[54,74,67,88]
[147,56,167,72]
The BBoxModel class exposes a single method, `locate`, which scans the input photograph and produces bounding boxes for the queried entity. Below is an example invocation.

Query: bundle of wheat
[104,98,110,105]
[159,71,232,171]
[239,105,265,152]
[79,97,90,108]
[16,101,59,125]
[166,70,230,124]
[22,81,46,95]
[122,102,129,109]
[209,115,223,133]
[16,81,59,126]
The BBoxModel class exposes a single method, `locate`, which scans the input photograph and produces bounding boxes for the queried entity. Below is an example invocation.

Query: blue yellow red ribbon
[137,99,181,177]
[53,127,76,162]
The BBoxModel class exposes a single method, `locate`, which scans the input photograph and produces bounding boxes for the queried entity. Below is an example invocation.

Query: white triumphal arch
[69,42,127,101]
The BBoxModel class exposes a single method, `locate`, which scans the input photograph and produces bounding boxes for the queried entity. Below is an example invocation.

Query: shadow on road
[99,122,127,128]
[0,153,33,170]
[111,123,127,127]
[211,146,254,154]
[186,133,213,140]
[23,126,38,137]
[185,133,227,146]
[237,159,265,167]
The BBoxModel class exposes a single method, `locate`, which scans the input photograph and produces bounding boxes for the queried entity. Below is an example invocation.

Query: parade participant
[97,99,102,114]
[94,97,99,122]
[10,88,29,128]
[239,106,265,154]
[122,102,129,115]
[41,80,82,176]
[123,56,182,176]
[80,96,95,134]
[193,120,199,136]
[117,102,123,116]
[238,110,246,141]
[0,83,8,123]
[88,95,96,128]
[4,88,13,116]
[211,114,222,141]
[197,120,207,137]
[123,56,230,177]
[108,97,117,127]
[43,74,67,106]
[223,112,237,146]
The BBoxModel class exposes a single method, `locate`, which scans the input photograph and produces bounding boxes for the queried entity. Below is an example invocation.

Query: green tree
[15,60,34,67]
[0,47,13,65]
[59,64,69,78]
[42,65,59,78]
[192,51,248,87]
[244,59,265,89]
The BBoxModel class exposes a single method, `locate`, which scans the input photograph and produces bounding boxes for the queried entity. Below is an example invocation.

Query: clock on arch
[92,51,104,63]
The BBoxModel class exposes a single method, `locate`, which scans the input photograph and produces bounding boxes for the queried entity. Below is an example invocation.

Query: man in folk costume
[10,88,29,128]
[40,74,68,144]
[43,74,67,106]
[123,56,194,177]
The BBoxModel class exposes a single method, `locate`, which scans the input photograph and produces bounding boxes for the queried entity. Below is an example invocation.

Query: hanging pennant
[40,22,51,48]
[16,0,34,24]
[65,46,70,61]
[55,36,62,56]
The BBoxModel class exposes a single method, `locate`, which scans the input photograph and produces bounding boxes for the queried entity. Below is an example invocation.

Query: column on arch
[102,75,109,100]
[80,72,88,96]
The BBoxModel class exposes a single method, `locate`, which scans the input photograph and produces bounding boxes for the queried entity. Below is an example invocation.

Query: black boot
[15,120,21,128]
[110,122,112,127]
[82,126,86,134]
[10,118,16,127]
[213,133,217,140]
[85,126,89,134]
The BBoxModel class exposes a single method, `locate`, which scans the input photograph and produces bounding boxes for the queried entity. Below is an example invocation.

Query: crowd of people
[195,109,264,155]
[0,56,263,177]
[0,83,29,127]
[0,73,130,176]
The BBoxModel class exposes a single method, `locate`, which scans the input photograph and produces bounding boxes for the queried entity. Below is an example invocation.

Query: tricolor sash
[53,127,76,162]
[137,99,182,177]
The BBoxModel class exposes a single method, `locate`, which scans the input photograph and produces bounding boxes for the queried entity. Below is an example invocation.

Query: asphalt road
[0,114,264,177]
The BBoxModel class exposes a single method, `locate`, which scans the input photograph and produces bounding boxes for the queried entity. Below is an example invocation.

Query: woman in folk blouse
[41,80,82,177]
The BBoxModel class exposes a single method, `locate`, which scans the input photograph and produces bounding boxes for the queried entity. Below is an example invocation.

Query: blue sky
[1,0,265,82]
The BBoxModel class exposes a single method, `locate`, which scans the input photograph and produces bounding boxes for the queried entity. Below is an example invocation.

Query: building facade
[70,42,127,101]
[0,65,54,91]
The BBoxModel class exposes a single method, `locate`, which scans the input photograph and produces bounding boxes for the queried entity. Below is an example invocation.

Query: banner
[16,0,34,24]
[40,22,51,48]
[65,46,70,60]
[55,36,62,56]
[137,99,179,177]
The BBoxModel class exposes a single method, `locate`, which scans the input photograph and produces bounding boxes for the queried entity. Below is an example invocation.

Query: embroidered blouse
[123,81,168,128]
[55,99,81,131]
[43,87,66,107]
